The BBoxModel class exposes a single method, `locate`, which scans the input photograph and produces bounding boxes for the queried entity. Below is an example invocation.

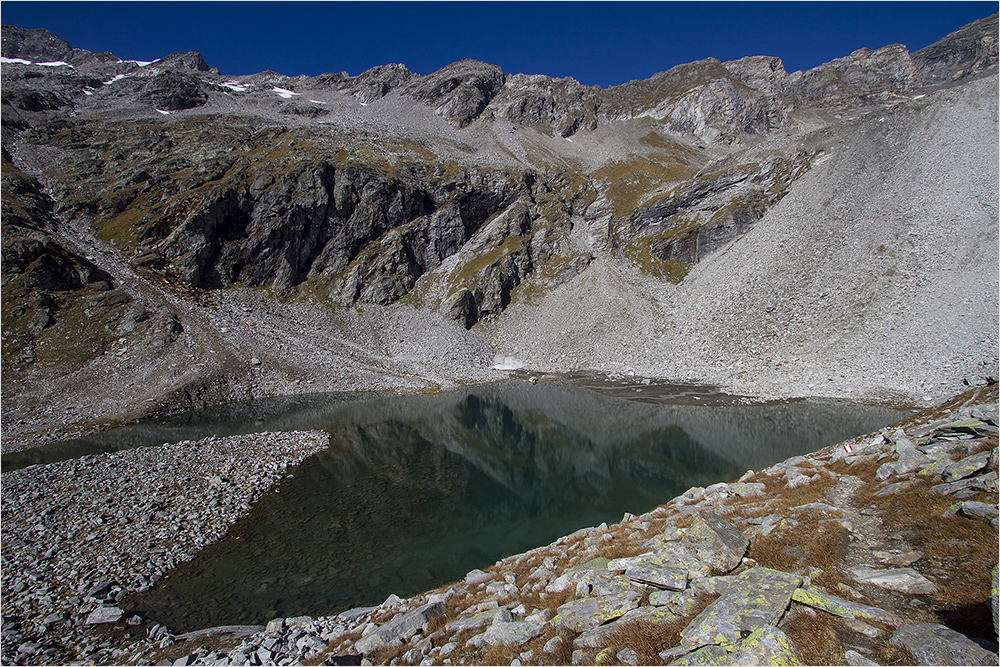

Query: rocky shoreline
[0,431,329,665]
[1,385,997,666]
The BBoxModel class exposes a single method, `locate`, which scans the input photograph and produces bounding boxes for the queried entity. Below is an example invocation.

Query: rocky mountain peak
[912,11,999,85]
[1,24,72,62]
[405,58,506,127]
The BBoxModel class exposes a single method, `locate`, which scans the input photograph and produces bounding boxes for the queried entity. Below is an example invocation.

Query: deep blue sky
[2,2,996,86]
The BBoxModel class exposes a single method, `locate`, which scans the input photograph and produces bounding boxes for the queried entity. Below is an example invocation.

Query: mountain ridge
[1,14,997,452]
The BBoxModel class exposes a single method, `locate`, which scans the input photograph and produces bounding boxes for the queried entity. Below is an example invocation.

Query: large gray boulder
[354,602,443,654]
[890,622,998,665]
[680,567,802,648]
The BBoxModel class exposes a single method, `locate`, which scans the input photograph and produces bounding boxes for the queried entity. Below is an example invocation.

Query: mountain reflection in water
[113,382,905,632]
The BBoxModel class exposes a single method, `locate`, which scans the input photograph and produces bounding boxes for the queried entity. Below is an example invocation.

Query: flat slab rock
[666,625,800,666]
[848,566,938,594]
[354,601,442,654]
[680,567,802,648]
[791,585,901,625]
[552,590,642,633]
[890,622,998,665]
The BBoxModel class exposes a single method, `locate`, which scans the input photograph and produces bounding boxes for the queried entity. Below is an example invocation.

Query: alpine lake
[2,376,911,633]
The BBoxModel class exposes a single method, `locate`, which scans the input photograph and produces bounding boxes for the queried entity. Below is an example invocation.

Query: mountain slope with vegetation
[1,16,998,449]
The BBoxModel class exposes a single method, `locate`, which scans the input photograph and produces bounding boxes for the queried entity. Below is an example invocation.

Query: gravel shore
[0,430,329,665]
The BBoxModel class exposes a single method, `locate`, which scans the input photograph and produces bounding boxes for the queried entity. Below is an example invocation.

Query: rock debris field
[1,386,997,666]
[0,431,328,665]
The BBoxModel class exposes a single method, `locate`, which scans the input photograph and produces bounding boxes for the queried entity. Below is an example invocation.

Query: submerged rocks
[0,431,328,665]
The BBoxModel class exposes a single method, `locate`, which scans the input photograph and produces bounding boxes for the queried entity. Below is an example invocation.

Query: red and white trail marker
[843,443,854,454]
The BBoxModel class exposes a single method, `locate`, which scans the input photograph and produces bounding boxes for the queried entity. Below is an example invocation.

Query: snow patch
[1,57,32,65]
[124,59,155,67]
[155,109,171,115]
[220,80,248,92]
[492,354,525,370]
[310,100,326,104]
[83,88,94,96]
[37,60,72,68]
[104,74,128,85]
[272,87,300,98]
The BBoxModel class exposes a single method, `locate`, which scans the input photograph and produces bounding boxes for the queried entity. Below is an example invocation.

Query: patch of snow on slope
[1,57,32,65]
[124,59,155,67]
[37,61,72,68]
[155,109,171,115]
[273,87,300,98]
[220,81,248,92]
[104,74,128,85]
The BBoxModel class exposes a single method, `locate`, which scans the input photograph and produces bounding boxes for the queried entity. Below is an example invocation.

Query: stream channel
[3,379,910,633]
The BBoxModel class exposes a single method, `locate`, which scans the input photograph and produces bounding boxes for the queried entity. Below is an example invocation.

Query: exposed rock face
[912,12,999,85]
[139,70,209,110]
[0,12,997,447]
[1,25,73,61]
[405,59,506,128]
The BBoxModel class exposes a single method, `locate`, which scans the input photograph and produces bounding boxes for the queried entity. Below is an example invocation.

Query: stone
[944,501,999,522]
[844,649,880,665]
[465,569,492,585]
[354,602,443,654]
[680,568,802,648]
[680,513,749,574]
[942,451,992,482]
[552,591,642,633]
[85,606,124,625]
[466,616,546,648]
[730,625,801,666]
[873,479,920,497]
[730,482,766,498]
[890,622,998,665]
[624,563,688,591]
[791,586,901,625]
[847,566,938,594]
[542,636,564,654]
[993,564,999,639]
[667,644,733,665]
[616,647,640,665]
[930,473,997,496]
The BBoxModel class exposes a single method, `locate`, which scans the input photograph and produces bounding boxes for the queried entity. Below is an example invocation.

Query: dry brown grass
[600,592,720,666]
[782,608,916,666]
[748,514,851,574]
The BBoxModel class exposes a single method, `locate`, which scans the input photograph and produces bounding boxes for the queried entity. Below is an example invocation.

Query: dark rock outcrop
[405,59,506,128]
[1,25,73,62]
[912,12,999,86]
[139,70,209,110]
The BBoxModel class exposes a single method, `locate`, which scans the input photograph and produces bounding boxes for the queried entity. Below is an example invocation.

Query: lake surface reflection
[114,382,906,632]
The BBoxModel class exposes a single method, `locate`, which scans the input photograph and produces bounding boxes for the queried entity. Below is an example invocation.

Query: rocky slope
[1,15,998,449]
[1,384,996,666]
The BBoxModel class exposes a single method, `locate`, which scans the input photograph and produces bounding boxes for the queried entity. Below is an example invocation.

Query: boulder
[666,644,733,665]
[730,625,801,666]
[354,602,442,654]
[941,450,992,482]
[624,563,688,591]
[467,614,547,648]
[847,566,938,594]
[552,590,642,633]
[791,585,901,625]
[680,567,802,648]
[890,622,998,665]
[85,606,124,625]
[944,501,999,522]
[679,513,750,574]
